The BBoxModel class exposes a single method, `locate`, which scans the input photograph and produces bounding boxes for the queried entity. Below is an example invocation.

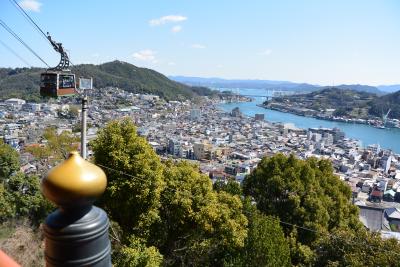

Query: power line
[8,0,49,42]
[0,19,50,67]
[0,38,32,67]
[8,0,73,70]
[95,162,400,256]
[280,219,400,257]
[96,163,180,195]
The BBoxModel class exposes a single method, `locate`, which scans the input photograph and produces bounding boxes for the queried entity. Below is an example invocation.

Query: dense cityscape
[2,87,400,236]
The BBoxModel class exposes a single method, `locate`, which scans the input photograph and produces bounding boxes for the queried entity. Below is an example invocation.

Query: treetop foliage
[24,127,80,168]
[0,140,20,181]
[0,141,53,225]
[243,154,362,244]
[92,118,165,239]
[93,119,250,266]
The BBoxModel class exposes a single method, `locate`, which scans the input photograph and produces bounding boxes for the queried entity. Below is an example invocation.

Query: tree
[0,140,53,224]
[225,197,291,267]
[213,179,242,196]
[0,141,19,222]
[6,172,53,224]
[42,128,80,160]
[24,144,51,161]
[242,213,290,267]
[245,211,290,266]
[92,118,165,239]
[0,140,20,181]
[287,229,316,266]
[315,228,400,267]
[153,161,247,266]
[113,237,163,267]
[92,119,248,266]
[242,154,362,265]
[0,171,53,224]
[0,184,15,221]
[224,198,291,267]
[25,127,79,164]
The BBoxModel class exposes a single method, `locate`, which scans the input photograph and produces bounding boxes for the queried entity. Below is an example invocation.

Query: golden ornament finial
[42,151,107,207]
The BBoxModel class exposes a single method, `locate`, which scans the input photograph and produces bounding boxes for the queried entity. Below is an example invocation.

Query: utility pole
[81,95,88,159]
[79,77,92,159]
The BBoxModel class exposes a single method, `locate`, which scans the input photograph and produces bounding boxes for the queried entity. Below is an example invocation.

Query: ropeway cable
[0,18,50,67]
[0,38,33,67]
[8,0,49,42]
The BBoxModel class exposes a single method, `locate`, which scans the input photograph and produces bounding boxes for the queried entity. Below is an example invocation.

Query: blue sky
[1,0,399,85]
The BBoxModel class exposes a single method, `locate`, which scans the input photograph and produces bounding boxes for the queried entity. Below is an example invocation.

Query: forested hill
[265,87,400,119]
[369,90,400,119]
[0,61,214,101]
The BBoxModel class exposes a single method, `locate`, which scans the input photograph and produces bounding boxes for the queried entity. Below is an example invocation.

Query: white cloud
[191,44,206,49]
[259,49,272,56]
[149,15,187,26]
[171,25,182,33]
[168,62,176,66]
[132,49,157,63]
[19,0,42,12]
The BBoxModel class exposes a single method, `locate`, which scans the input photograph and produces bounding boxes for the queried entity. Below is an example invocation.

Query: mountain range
[170,76,400,95]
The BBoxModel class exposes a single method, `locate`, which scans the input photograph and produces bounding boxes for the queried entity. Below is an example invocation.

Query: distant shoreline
[257,103,400,129]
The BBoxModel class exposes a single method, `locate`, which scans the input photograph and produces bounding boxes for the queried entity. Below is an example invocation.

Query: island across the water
[261,87,400,129]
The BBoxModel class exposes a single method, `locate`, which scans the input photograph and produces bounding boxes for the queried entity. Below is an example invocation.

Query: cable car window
[59,75,75,89]
[41,74,57,83]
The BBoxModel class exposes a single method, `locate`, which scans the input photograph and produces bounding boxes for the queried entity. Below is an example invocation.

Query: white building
[5,98,26,105]
[5,98,25,110]
[140,94,160,101]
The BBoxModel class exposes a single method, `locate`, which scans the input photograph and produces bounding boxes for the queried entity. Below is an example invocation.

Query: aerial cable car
[40,33,77,98]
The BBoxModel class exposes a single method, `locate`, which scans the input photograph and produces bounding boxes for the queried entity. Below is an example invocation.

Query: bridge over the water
[223,89,294,101]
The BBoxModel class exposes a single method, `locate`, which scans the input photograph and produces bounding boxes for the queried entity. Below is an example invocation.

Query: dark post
[42,151,111,266]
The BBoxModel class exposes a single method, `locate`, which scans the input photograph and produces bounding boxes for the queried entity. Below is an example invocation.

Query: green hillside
[369,90,400,119]
[265,87,400,119]
[0,61,214,101]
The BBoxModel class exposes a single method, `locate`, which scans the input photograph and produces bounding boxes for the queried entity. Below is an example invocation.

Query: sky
[0,0,400,85]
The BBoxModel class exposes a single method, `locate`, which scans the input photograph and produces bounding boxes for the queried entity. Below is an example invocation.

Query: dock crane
[383,108,391,126]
